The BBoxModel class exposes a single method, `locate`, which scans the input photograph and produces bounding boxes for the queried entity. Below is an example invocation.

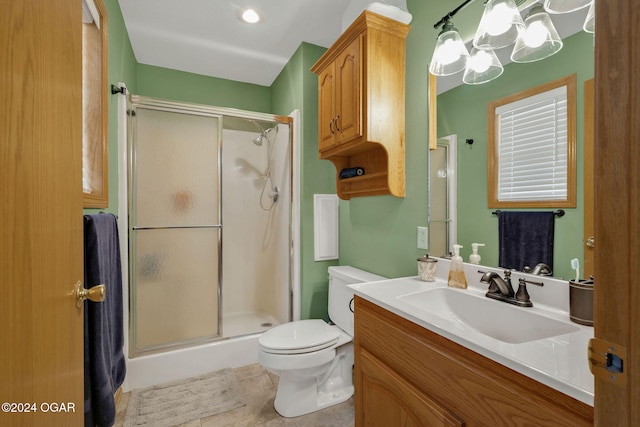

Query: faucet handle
[515,278,545,306]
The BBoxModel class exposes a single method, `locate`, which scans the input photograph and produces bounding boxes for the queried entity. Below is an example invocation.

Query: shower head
[252,134,264,146]
[251,120,277,146]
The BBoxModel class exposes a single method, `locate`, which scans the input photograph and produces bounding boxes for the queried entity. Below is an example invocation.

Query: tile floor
[114,364,354,427]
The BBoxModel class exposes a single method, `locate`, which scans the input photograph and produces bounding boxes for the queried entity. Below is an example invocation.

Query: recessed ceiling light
[241,8,260,24]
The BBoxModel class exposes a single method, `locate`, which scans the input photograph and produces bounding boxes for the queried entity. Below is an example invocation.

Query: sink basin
[397,287,580,344]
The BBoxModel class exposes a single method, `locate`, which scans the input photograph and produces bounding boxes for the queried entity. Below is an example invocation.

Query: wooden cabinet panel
[318,64,336,151]
[357,348,464,427]
[335,38,361,145]
[311,11,408,199]
[354,296,594,427]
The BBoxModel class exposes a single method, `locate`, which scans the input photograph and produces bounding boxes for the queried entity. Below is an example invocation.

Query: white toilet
[258,266,386,418]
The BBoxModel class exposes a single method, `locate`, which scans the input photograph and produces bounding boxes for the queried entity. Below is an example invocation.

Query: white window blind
[495,86,567,202]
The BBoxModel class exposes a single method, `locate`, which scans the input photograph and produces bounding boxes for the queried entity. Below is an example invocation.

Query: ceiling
[118,0,353,87]
[118,0,590,90]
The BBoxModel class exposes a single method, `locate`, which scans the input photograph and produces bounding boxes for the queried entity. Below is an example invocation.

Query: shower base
[222,311,280,338]
[123,311,283,392]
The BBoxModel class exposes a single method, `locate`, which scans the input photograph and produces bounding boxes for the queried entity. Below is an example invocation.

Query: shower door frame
[127,95,294,357]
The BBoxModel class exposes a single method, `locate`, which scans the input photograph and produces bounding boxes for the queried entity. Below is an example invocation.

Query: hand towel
[498,211,555,272]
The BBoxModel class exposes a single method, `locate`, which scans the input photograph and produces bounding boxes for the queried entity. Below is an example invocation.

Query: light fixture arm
[433,0,478,29]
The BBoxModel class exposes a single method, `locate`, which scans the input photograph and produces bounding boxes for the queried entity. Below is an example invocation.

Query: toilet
[258,266,386,418]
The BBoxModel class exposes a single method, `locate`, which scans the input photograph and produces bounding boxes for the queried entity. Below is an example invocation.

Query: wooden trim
[487,74,577,209]
[83,0,109,208]
[428,72,437,151]
[583,79,594,278]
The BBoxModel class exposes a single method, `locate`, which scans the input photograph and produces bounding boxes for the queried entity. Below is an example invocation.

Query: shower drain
[260,322,273,328]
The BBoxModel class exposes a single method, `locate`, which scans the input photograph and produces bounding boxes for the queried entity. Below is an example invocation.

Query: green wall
[135,64,271,112]
[338,0,594,282]
[437,31,594,279]
[271,43,339,320]
[98,0,594,321]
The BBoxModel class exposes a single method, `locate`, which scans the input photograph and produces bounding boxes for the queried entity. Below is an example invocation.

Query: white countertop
[349,263,594,406]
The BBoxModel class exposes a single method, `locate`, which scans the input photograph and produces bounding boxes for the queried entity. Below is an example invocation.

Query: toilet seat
[259,319,341,354]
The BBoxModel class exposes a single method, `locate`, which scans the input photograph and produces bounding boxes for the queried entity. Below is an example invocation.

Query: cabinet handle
[329,118,335,134]
[335,115,341,131]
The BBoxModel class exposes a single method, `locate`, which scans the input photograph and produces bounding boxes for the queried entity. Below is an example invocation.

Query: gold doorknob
[586,236,595,248]
[75,281,106,308]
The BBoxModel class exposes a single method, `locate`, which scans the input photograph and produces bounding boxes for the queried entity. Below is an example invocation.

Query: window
[82,0,108,208]
[487,74,576,208]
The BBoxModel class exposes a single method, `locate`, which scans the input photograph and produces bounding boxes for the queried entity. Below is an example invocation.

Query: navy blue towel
[83,214,126,427]
[498,211,555,272]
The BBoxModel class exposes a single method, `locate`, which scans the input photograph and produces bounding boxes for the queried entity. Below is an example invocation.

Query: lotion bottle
[448,244,468,289]
[469,243,485,265]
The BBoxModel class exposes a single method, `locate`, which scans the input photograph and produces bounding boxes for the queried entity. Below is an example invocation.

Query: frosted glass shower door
[130,106,221,355]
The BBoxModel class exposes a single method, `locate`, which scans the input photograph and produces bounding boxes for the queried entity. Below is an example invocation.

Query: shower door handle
[75,281,106,308]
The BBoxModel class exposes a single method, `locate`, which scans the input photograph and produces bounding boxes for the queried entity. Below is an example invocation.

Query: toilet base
[271,343,354,418]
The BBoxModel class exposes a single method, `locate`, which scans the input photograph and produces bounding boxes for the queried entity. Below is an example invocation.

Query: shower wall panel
[221,125,290,334]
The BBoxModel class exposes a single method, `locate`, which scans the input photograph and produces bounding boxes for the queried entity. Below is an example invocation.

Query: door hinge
[588,338,627,386]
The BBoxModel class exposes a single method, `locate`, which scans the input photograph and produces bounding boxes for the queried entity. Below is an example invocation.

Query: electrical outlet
[417,226,429,250]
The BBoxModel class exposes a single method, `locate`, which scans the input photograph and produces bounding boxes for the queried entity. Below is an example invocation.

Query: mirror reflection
[433,29,593,280]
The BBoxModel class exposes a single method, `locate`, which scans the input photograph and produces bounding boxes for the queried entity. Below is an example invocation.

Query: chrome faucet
[479,270,544,307]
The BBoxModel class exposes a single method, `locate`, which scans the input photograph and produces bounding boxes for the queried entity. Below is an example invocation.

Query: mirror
[433,29,594,280]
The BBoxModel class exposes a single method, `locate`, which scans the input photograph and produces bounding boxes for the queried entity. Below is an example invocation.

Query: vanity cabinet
[354,296,594,427]
[311,11,409,200]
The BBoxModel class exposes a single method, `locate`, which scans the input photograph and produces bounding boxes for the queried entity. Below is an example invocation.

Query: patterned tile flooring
[115,364,354,427]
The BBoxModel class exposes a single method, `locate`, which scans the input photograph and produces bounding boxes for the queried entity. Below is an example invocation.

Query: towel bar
[492,209,565,217]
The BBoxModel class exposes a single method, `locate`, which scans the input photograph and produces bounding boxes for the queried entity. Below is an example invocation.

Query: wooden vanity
[354,296,594,426]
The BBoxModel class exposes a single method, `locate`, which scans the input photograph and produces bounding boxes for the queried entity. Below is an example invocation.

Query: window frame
[82,0,109,208]
[487,74,577,208]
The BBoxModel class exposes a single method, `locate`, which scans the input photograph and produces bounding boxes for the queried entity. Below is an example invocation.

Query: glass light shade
[543,0,591,14]
[429,23,470,76]
[473,0,526,50]
[511,5,563,63]
[583,1,595,33]
[463,47,504,85]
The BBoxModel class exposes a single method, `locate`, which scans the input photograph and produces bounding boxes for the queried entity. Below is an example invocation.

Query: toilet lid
[259,319,341,354]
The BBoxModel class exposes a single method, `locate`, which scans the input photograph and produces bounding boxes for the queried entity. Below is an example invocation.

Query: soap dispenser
[448,244,468,289]
[469,243,485,265]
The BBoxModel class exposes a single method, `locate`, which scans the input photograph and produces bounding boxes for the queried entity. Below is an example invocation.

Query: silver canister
[569,279,594,326]
[417,254,438,282]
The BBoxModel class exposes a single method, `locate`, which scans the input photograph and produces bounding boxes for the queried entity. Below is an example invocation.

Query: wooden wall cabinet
[354,296,594,427]
[311,11,409,200]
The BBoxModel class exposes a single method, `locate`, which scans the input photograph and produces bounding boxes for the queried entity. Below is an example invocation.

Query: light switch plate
[417,226,429,250]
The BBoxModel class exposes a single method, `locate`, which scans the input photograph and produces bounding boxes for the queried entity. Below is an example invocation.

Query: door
[594,0,640,425]
[1,1,84,426]
[129,105,221,355]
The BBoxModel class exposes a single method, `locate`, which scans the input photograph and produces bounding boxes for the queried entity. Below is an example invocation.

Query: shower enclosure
[127,96,292,357]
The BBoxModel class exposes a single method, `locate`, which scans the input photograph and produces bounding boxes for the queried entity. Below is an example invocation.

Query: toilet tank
[328,266,386,336]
